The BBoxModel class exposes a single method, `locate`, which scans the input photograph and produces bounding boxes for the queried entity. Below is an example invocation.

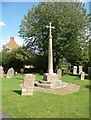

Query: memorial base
[43,73,59,83]
[35,73,67,89]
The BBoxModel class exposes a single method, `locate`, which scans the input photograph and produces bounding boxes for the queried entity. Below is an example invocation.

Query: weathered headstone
[6,68,14,78]
[57,69,62,79]
[21,74,35,96]
[81,72,85,80]
[79,66,82,74]
[73,66,77,75]
[88,67,91,80]
[0,66,4,78]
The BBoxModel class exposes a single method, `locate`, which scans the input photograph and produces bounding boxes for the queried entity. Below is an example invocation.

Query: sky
[1,2,38,51]
[0,1,90,51]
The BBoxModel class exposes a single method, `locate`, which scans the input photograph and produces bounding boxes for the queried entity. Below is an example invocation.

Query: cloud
[0,21,5,27]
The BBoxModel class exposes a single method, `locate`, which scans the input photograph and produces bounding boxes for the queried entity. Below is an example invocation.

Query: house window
[6,48,11,52]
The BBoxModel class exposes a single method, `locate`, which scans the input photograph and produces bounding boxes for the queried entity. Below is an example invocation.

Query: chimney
[10,37,14,41]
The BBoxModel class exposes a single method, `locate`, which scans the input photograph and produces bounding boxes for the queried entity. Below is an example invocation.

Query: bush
[2,47,32,72]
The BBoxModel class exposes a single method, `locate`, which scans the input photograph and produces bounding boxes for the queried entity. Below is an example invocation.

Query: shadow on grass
[13,90,21,95]
[14,77,23,80]
[69,73,89,80]
[69,74,81,80]
[85,85,91,91]
[85,75,89,79]
[68,73,80,77]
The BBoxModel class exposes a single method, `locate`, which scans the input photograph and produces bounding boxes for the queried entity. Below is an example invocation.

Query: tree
[0,52,2,66]
[19,2,90,71]
[2,47,32,72]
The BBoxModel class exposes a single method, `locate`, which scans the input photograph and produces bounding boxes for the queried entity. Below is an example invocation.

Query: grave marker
[6,68,14,78]
[73,66,77,75]
[0,66,4,78]
[21,74,35,96]
[81,72,85,80]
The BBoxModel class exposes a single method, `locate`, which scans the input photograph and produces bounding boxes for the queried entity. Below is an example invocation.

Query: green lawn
[2,73,90,118]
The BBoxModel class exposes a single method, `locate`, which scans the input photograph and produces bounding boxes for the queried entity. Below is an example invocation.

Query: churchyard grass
[2,74,90,118]
[0,78,2,107]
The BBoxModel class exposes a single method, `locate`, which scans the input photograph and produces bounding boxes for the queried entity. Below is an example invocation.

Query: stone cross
[46,22,55,74]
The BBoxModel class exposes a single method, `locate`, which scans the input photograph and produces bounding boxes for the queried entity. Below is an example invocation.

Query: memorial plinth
[43,73,59,82]
[35,22,67,89]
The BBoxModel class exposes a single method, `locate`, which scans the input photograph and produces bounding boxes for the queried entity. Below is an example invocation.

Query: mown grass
[2,73,90,118]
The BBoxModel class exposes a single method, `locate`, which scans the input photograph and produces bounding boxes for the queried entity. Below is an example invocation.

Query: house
[5,37,19,52]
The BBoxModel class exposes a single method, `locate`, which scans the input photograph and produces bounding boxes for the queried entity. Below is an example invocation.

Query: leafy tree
[2,47,32,72]
[89,13,91,67]
[0,52,2,66]
[19,2,90,71]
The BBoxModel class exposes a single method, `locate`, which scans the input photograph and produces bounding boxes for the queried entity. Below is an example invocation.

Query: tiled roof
[5,37,19,49]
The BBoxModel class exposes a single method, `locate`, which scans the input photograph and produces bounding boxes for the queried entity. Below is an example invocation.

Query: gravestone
[21,74,35,96]
[79,66,82,74]
[88,67,91,80]
[57,69,62,79]
[6,68,14,78]
[81,72,85,80]
[0,66,4,78]
[73,66,77,75]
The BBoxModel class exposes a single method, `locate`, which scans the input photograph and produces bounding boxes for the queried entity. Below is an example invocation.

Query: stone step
[38,83,50,88]
[34,81,67,89]
[34,81,50,88]
[39,80,51,84]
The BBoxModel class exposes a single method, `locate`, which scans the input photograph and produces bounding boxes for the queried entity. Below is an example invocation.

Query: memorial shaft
[46,22,55,74]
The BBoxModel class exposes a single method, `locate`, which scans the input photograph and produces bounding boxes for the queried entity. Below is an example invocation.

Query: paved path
[0,108,11,119]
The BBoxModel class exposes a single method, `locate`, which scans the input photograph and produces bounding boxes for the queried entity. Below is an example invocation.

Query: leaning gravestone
[57,69,62,79]
[0,66,4,78]
[6,68,14,78]
[88,67,91,80]
[21,74,35,96]
[73,66,77,75]
[81,72,85,80]
[79,66,82,74]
